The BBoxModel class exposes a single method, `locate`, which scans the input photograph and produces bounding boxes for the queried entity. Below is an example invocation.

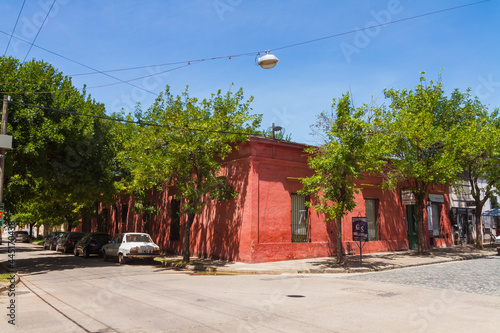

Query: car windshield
[126,234,153,243]
[92,235,110,243]
[69,234,84,240]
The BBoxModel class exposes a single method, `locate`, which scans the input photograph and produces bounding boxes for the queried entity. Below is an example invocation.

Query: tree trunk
[475,205,484,250]
[114,205,119,235]
[415,195,427,254]
[66,215,72,232]
[336,217,343,263]
[182,212,195,262]
[29,223,35,238]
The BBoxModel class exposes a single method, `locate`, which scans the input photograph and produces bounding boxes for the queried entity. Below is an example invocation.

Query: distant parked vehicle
[44,232,59,250]
[14,231,30,243]
[44,232,67,250]
[74,232,111,258]
[101,232,160,264]
[54,232,67,250]
[495,235,500,255]
[56,232,85,253]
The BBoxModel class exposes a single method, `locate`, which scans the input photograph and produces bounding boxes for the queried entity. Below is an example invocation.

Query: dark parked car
[14,231,30,243]
[74,232,111,258]
[56,232,85,253]
[44,231,67,250]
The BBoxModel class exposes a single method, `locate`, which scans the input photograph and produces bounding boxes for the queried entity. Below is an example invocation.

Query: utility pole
[0,95,10,243]
[0,95,10,201]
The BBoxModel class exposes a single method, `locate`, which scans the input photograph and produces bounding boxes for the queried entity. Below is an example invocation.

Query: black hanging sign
[352,217,368,263]
[352,217,368,242]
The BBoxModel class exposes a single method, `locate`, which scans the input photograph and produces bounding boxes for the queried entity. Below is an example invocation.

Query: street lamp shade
[258,52,279,69]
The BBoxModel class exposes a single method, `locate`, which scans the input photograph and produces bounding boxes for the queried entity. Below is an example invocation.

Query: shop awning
[482,208,500,216]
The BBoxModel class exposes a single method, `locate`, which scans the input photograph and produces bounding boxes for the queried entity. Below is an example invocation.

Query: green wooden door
[406,205,418,250]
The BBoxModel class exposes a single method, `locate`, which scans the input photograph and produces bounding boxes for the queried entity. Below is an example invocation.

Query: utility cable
[69,52,257,77]
[3,0,26,56]
[0,31,157,96]
[69,0,490,77]
[271,0,490,52]
[0,0,490,94]
[22,0,56,62]
[8,99,265,137]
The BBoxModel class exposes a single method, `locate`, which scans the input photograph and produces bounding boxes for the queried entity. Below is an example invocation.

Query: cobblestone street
[344,256,500,296]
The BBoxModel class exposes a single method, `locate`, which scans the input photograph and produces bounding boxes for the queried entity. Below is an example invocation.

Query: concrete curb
[157,251,497,275]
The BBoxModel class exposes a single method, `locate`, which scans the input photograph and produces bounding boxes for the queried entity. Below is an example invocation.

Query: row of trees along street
[0,56,263,263]
[0,57,123,234]
[1,56,498,264]
[301,73,500,263]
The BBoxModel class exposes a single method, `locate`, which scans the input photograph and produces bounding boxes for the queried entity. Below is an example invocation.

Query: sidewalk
[158,244,498,274]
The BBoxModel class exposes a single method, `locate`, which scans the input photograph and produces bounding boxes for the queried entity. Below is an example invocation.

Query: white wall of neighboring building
[449,179,499,242]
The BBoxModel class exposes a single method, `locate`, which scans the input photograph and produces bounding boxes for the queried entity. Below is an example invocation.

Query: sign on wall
[401,190,416,205]
[428,194,444,203]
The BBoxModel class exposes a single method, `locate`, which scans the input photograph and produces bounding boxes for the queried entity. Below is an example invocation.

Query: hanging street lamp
[257,50,279,69]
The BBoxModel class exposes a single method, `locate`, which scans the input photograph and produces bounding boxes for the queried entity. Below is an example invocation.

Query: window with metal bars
[291,194,309,243]
[121,204,128,225]
[365,199,378,241]
[169,198,181,241]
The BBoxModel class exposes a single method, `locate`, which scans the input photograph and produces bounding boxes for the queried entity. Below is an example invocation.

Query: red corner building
[83,137,453,263]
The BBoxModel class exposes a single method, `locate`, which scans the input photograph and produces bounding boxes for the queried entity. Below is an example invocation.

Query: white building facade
[449,179,499,244]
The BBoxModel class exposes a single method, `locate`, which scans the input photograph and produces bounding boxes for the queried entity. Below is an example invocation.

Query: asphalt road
[1,242,499,332]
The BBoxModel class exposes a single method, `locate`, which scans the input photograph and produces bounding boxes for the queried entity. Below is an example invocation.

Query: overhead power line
[69,0,490,77]
[271,0,491,52]
[0,31,157,96]
[3,0,26,56]
[22,0,56,62]
[0,0,490,95]
[7,100,264,137]
[69,52,257,77]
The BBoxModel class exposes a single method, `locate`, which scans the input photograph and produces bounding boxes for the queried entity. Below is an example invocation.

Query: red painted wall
[86,137,453,263]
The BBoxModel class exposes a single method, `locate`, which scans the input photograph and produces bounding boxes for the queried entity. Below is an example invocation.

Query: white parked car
[495,235,500,255]
[101,232,160,264]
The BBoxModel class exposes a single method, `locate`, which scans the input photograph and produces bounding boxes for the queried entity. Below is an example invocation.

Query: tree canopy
[300,93,378,263]
[372,74,462,253]
[304,73,500,255]
[119,85,262,261]
[1,56,121,230]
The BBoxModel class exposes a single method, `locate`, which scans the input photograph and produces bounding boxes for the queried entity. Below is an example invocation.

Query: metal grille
[365,199,378,241]
[291,194,309,243]
[169,199,181,241]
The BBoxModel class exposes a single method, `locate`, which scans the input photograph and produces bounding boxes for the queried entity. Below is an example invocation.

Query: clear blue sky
[1,0,498,144]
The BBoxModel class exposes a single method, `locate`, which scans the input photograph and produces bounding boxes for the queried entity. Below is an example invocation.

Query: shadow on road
[0,242,161,276]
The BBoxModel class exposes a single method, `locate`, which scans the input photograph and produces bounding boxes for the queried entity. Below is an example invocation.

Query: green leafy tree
[446,94,500,248]
[1,56,121,230]
[300,93,376,263]
[373,74,461,254]
[120,86,261,262]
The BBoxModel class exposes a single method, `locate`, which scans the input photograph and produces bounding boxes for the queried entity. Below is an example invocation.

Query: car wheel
[73,248,79,256]
[118,253,127,265]
[83,248,89,258]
